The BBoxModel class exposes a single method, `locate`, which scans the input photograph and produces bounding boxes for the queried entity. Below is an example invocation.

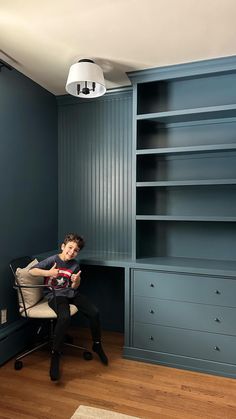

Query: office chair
[10,256,92,370]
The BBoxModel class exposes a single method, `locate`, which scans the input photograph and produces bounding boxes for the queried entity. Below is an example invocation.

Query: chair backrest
[9,256,44,316]
[10,256,34,276]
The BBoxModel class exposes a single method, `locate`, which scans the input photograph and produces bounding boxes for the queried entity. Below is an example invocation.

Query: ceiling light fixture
[65,59,106,98]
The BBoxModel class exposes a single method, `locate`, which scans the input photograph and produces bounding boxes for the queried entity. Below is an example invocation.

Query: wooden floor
[1,328,236,419]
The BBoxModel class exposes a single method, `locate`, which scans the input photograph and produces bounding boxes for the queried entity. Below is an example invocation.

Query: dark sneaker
[50,350,61,381]
[92,342,108,365]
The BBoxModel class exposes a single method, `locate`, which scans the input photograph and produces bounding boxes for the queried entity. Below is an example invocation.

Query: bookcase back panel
[136,221,236,261]
[136,186,236,217]
[137,73,236,114]
[137,119,236,150]
[137,152,236,182]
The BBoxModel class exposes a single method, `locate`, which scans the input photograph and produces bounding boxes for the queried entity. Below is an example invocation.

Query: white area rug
[71,405,140,419]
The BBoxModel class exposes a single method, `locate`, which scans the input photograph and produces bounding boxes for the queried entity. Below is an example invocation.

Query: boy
[30,233,108,381]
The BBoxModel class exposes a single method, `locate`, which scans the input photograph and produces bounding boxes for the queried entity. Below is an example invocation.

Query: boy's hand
[71,270,81,289]
[48,263,59,278]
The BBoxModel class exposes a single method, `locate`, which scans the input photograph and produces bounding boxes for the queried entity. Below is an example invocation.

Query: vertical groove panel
[58,91,132,256]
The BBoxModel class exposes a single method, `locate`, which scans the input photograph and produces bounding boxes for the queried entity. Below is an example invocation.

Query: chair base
[14,334,93,370]
[63,342,93,360]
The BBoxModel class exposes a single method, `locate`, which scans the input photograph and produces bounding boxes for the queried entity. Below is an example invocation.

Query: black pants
[48,293,101,352]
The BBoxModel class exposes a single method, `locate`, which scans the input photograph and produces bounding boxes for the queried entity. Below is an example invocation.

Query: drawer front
[133,323,236,364]
[133,269,236,306]
[134,296,236,335]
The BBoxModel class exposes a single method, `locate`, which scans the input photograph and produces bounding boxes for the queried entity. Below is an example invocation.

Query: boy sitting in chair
[30,233,108,381]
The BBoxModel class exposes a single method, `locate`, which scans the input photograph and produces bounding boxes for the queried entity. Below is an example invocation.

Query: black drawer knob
[149,336,154,341]
[150,283,154,288]
[214,290,221,295]
[149,309,155,314]
[214,318,220,323]
[213,346,220,351]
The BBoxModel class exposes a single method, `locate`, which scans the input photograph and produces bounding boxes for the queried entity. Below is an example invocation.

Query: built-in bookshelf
[129,59,236,267]
[123,58,236,378]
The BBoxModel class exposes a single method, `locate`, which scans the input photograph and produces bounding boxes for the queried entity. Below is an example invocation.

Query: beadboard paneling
[58,90,133,256]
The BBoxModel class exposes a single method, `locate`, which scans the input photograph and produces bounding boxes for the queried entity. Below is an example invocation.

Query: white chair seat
[21,297,78,318]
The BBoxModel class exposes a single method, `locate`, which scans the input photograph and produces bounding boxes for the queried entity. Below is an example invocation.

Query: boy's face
[61,241,80,261]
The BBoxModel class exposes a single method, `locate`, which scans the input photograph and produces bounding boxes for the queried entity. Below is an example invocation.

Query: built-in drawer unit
[130,268,236,373]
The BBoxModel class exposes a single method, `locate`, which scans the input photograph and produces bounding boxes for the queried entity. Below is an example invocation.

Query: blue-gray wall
[0,67,58,325]
[0,69,132,336]
[57,90,133,256]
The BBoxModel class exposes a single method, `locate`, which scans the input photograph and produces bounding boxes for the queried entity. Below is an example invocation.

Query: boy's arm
[30,263,59,278]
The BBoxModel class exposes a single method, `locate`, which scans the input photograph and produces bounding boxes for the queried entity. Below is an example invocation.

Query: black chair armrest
[14,283,56,289]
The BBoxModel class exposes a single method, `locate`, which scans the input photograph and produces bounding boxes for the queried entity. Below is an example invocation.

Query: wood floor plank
[1,329,236,418]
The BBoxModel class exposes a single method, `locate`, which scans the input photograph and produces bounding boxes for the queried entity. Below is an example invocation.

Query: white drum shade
[66,60,106,98]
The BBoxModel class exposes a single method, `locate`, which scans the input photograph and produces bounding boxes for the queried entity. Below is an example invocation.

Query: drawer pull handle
[214,290,221,295]
[214,318,220,323]
[150,283,154,288]
[149,309,155,314]
[214,346,220,351]
[149,336,154,341]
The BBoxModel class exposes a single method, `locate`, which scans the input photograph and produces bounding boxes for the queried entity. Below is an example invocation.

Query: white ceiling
[1,0,236,96]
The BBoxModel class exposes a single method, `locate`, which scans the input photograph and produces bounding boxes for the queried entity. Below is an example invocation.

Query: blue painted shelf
[136,104,236,123]
[136,179,236,187]
[136,144,236,155]
[136,215,236,222]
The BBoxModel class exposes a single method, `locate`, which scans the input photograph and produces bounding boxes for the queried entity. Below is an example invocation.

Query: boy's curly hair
[63,233,85,250]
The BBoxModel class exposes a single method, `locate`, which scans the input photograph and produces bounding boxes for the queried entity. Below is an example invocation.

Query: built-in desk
[78,252,132,342]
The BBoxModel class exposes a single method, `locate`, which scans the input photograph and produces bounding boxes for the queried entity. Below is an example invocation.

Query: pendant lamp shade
[65,59,106,98]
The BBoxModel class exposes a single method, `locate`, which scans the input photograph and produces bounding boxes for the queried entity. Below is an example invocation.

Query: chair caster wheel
[14,360,23,370]
[83,351,93,361]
